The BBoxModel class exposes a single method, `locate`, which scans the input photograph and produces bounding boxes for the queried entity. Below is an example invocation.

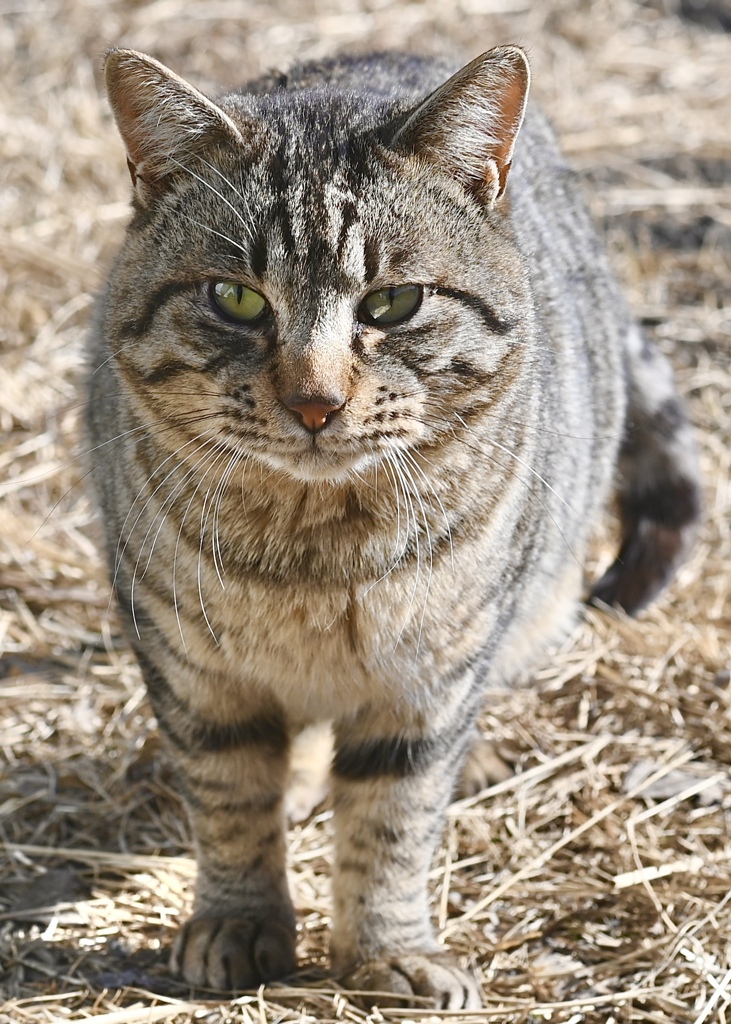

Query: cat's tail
[590,324,701,615]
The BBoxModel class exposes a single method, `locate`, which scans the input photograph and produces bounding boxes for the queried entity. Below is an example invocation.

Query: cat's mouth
[259,446,376,484]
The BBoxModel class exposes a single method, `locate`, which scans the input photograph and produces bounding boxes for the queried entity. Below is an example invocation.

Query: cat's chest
[218,567,501,719]
[166,568,426,719]
[124,430,562,716]
[139,503,496,720]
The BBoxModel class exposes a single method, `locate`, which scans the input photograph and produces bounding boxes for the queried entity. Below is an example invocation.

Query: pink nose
[285,397,344,433]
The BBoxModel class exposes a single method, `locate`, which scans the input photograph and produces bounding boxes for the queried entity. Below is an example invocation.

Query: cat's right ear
[104,48,246,197]
[389,46,530,206]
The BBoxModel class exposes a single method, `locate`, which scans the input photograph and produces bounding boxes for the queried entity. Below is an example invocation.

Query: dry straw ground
[1,0,730,1021]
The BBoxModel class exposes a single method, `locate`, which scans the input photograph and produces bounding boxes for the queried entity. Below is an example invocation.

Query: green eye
[211,281,269,322]
[360,285,422,326]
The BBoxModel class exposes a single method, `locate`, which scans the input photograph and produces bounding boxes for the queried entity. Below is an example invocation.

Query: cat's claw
[342,954,481,1009]
[171,911,296,990]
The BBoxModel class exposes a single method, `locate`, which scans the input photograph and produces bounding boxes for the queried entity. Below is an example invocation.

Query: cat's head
[102,47,531,484]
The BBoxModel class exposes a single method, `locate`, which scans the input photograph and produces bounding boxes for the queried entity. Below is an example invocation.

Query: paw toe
[171,912,296,990]
[344,954,480,1009]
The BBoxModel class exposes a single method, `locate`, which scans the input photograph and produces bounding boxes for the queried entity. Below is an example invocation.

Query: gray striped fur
[87,46,699,1008]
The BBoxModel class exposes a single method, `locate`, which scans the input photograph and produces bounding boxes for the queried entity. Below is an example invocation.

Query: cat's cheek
[352,323,386,357]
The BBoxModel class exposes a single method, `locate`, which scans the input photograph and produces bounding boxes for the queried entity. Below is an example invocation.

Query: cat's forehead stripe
[323,181,367,286]
[271,174,368,292]
[322,181,354,250]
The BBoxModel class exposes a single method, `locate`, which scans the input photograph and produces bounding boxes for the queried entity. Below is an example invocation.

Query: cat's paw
[342,954,481,1009]
[171,911,296,990]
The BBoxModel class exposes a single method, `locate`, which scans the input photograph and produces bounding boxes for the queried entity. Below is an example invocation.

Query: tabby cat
[87,45,699,1009]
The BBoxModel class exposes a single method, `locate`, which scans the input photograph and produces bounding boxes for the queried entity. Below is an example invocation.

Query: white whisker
[393,449,434,657]
[448,412,582,568]
[179,213,249,259]
[113,430,219,618]
[384,451,422,651]
[194,440,237,644]
[400,447,454,574]
[169,436,233,651]
[362,452,406,598]
[170,155,254,246]
[453,411,576,516]
[203,445,244,589]
[129,436,223,639]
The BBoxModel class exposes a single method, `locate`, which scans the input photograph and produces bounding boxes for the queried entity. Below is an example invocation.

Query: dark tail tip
[589,474,701,616]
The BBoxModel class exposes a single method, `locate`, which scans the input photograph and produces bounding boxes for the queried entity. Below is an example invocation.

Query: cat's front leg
[330,711,482,1010]
[169,736,296,990]
[170,754,296,991]
[133,651,296,990]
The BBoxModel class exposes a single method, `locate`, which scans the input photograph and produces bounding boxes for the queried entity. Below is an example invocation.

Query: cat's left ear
[104,48,246,195]
[390,46,530,206]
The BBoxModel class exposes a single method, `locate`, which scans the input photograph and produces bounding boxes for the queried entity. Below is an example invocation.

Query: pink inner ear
[472,53,530,202]
[105,55,166,176]
[390,47,530,206]
[126,156,138,186]
[490,72,526,198]
[104,49,246,188]
[494,72,529,168]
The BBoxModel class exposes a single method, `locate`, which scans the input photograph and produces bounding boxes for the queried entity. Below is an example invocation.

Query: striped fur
[87,46,699,1008]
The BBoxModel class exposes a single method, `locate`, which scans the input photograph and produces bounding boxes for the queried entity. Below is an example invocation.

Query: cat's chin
[259,450,375,484]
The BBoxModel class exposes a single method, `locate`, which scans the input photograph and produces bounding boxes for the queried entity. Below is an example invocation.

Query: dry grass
[1,0,730,1021]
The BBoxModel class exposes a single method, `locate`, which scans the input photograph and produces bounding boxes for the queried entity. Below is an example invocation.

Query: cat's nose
[284,395,345,433]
